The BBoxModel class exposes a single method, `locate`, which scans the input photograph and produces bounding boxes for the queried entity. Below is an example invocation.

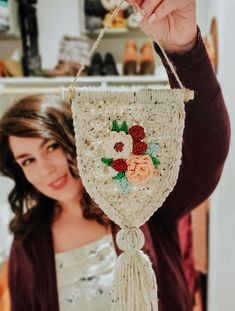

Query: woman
[0,0,230,310]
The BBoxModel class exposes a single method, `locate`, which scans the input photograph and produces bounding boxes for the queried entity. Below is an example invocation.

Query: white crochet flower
[108,166,118,177]
[105,131,133,160]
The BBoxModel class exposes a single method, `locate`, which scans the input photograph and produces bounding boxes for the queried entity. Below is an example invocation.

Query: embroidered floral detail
[146,143,159,156]
[108,166,118,177]
[114,142,124,152]
[112,120,128,134]
[111,159,128,172]
[101,158,113,166]
[105,131,132,160]
[101,120,160,193]
[132,142,147,155]
[117,175,131,194]
[150,155,160,166]
[113,172,126,180]
[128,125,145,142]
[126,155,154,184]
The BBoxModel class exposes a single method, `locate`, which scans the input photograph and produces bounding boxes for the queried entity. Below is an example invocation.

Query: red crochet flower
[114,142,124,152]
[128,125,145,142]
[133,142,147,155]
[111,159,128,172]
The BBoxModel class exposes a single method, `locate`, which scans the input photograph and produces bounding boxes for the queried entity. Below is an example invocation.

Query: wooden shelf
[0,66,168,89]
[84,28,144,38]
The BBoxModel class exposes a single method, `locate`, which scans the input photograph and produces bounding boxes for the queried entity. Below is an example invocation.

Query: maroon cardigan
[8,29,230,311]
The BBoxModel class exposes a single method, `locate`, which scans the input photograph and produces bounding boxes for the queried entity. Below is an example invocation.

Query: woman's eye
[47,142,59,152]
[22,158,34,167]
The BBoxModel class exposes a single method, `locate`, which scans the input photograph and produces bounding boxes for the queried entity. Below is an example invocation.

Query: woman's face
[9,136,83,204]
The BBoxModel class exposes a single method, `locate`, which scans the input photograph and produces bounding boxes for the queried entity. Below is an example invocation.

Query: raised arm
[155,29,230,221]
[126,0,230,221]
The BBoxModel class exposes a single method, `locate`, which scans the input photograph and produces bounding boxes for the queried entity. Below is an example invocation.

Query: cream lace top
[55,234,117,311]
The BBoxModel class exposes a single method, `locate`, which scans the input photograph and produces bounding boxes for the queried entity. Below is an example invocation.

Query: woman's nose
[38,158,56,176]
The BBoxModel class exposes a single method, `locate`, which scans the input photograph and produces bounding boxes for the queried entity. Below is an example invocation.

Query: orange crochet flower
[126,155,154,184]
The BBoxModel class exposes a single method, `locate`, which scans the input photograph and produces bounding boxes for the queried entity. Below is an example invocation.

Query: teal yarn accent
[146,143,160,156]
[117,176,131,194]
[101,158,113,166]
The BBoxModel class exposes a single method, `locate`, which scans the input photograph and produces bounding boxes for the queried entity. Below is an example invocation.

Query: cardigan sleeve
[153,27,230,221]
[8,242,31,311]
[8,244,23,311]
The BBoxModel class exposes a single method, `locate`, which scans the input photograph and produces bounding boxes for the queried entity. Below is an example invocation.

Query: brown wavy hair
[0,94,109,240]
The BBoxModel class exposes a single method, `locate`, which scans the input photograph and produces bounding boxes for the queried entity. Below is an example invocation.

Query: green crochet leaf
[111,120,128,133]
[101,158,113,166]
[120,121,128,134]
[111,120,120,132]
[151,156,160,166]
[113,172,126,180]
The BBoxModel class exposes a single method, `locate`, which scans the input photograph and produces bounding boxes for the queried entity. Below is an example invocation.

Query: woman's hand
[126,0,197,54]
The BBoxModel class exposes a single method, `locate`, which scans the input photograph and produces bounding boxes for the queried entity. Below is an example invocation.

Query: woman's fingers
[148,0,176,23]
[125,0,175,23]
[125,0,144,6]
[140,0,163,19]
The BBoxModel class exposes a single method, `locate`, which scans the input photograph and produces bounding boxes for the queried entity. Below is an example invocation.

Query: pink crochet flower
[126,155,154,184]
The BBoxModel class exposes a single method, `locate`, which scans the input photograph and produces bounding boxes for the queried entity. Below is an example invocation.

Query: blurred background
[0,1,234,310]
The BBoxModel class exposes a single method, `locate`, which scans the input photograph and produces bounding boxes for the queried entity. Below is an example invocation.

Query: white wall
[0,177,13,263]
[207,1,235,310]
[37,0,80,68]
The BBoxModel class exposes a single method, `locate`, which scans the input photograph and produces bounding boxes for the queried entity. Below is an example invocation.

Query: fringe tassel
[111,228,159,311]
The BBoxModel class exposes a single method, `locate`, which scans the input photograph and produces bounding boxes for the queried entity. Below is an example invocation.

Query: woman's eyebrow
[15,139,50,160]
[15,153,30,160]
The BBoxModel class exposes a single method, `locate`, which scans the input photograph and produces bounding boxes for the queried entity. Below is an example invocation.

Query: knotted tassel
[111,227,159,311]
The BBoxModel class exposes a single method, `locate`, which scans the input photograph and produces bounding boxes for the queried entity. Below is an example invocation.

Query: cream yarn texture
[71,87,187,311]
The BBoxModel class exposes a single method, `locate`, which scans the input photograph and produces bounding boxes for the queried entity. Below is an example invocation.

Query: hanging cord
[134,2,185,89]
[69,0,193,101]
[70,0,126,90]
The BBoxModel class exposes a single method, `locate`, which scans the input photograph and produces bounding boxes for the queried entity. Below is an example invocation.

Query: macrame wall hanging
[63,1,194,310]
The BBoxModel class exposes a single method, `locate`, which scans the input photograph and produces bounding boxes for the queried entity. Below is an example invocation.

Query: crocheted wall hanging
[64,1,194,310]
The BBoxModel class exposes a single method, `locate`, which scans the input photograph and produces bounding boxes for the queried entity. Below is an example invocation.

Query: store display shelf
[84,28,144,38]
[0,67,168,90]
[0,32,19,40]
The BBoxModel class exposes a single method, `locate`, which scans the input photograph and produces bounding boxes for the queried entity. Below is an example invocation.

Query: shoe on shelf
[86,16,103,31]
[87,53,103,76]
[101,0,116,11]
[85,0,107,17]
[43,60,79,77]
[103,12,127,29]
[102,53,119,76]
[0,61,6,77]
[101,0,129,11]
[3,59,23,77]
[0,59,23,77]
[42,36,90,77]
[123,40,138,75]
[139,41,155,75]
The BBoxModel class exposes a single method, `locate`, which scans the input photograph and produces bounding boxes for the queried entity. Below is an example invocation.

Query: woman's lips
[49,174,68,190]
